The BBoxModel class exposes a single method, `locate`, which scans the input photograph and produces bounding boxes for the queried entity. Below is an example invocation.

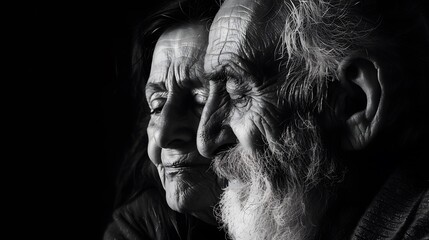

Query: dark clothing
[104,189,226,240]
[350,168,429,239]
[105,168,428,240]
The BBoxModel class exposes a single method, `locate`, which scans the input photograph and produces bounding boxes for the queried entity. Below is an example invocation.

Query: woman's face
[146,22,223,225]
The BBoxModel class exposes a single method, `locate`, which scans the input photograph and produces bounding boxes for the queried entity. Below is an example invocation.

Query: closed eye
[149,98,166,115]
[226,77,251,102]
[193,89,208,106]
[148,91,168,115]
[205,66,255,108]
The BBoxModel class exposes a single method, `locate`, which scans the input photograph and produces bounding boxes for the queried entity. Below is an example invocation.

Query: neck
[191,208,218,226]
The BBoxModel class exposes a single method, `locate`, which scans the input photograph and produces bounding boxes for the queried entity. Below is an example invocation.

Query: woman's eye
[192,87,209,108]
[149,98,166,115]
[194,94,207,106]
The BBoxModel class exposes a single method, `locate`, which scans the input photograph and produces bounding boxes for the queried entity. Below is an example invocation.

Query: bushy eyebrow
[204,64,261,86]
[203,71,226,83]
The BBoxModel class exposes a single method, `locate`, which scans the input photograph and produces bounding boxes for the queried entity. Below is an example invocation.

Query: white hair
[214,113,339,240]
[279,0,376,113]
[214,0,429,239]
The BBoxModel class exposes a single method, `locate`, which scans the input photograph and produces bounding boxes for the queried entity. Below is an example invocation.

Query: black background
[20,3,165,239]
[16,2,429,239]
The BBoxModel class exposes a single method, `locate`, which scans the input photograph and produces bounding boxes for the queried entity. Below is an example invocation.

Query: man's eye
[231,94,250,108]
[226,77,241,94]
[225,77,251,107]
[230,93,246,101]
[149,98,166,115]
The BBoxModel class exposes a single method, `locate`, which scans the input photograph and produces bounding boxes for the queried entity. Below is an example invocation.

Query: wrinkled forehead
[150,23,209,78]
[205,0,284,73]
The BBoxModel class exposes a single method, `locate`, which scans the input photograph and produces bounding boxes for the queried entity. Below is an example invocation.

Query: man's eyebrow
[203,71,226,82]
[204,66,261,86]
[203,66,248,82]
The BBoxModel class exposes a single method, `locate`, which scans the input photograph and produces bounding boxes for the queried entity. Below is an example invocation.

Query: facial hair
[213,113,341,240]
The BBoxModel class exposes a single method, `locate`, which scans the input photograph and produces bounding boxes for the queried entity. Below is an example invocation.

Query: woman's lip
[161,151,212,167]
[163,163,210,168]
[163,164,211,177]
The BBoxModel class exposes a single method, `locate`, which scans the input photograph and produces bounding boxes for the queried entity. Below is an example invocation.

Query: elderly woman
[104,1,226,239]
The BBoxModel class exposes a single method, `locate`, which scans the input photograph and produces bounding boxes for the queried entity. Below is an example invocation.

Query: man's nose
[197,83,237,158]
[153,100,193,149]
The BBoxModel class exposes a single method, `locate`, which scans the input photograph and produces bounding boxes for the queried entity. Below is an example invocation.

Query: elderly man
[197,0,429,239]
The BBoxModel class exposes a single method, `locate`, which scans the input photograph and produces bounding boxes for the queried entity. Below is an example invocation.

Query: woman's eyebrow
[146,81,167,91]
[145,82,167,99]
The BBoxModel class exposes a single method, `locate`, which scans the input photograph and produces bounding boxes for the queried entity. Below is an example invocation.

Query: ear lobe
[335,56,385,150]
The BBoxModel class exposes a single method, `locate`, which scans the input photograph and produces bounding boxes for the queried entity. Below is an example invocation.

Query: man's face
[198,0,287,157]
[146,23,223,224]
[197,0,338,239]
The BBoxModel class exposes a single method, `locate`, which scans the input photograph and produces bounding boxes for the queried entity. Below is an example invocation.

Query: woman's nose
[153,100,194,149]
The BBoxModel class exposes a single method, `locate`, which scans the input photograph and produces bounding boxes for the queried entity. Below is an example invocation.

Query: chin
[166,189,197,213]
[163,167,223,222]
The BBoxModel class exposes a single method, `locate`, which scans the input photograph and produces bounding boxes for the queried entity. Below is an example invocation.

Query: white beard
[214,117,340,240]
[218,178,314,240]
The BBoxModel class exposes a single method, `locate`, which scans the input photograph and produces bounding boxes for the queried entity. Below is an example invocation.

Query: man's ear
[333,54,388,150]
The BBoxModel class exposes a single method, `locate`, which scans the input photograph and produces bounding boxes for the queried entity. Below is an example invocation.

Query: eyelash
[148,92,207,115]
[149,98,166,115]
[225,77,251,107]
[193,89,208,106]
[150,108,161,115]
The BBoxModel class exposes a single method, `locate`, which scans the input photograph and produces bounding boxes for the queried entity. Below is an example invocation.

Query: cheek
[231,116,262,152]
[147,122,161,166]
[230,100,282,151]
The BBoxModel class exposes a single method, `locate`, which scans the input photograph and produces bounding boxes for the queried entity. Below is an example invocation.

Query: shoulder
[103,189,178,240]
[351,168,429,240]
[402,189,429,239]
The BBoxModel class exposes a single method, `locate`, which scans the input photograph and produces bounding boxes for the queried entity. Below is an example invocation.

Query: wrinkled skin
[146,23,223,225]
[194,0,428,239]
[198,0,287,160]
[197,0,330,239]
